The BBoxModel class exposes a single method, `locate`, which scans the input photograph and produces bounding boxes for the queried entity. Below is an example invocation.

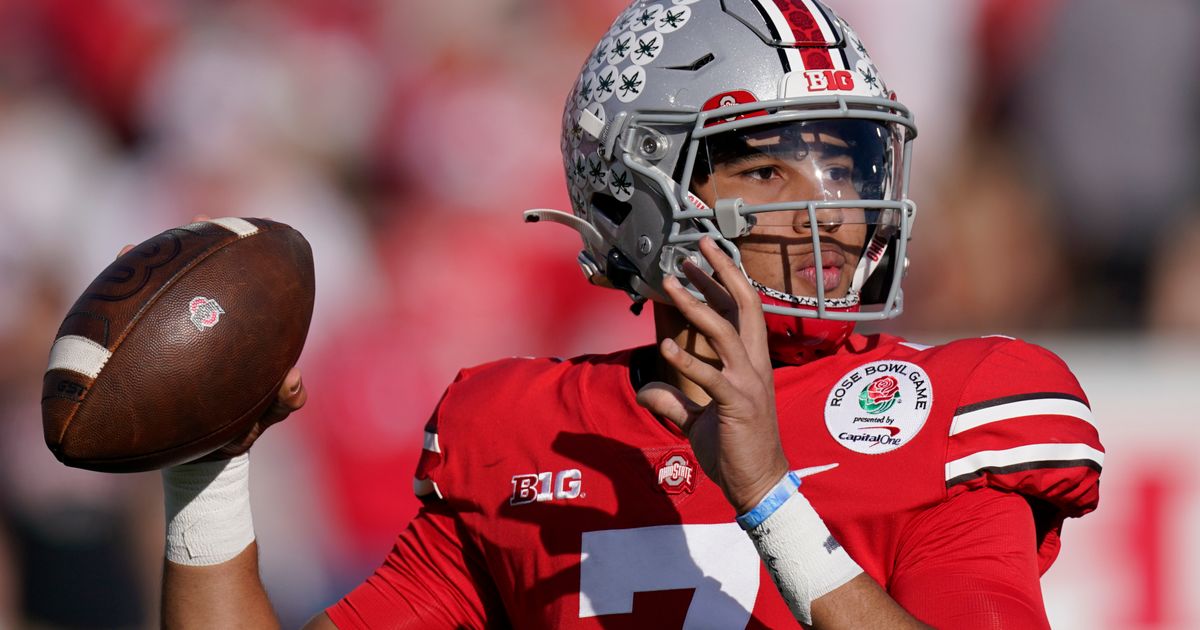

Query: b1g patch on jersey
[825,361,933,454]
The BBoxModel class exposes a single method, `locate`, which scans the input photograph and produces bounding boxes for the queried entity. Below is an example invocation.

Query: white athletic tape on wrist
[163,453,254,566]
[746,487,863,625]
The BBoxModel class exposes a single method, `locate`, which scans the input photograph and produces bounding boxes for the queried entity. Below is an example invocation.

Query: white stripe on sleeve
[945,443,1105,482]
[950,398,1096,436]
[413,477,442,499]
[423,430,441,454]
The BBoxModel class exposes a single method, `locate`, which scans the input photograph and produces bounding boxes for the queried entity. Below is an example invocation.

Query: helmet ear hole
[591,193,633,226]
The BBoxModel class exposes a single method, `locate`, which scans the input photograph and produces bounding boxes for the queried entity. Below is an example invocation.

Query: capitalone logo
[858,376,900,414]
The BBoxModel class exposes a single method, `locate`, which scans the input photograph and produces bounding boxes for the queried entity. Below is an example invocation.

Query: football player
[159,1,1104,628]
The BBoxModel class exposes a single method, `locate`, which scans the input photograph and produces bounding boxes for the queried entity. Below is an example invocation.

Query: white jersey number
[579,523,761,628]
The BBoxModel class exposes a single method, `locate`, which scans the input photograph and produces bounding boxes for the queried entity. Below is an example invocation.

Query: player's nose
[793,206,845,234]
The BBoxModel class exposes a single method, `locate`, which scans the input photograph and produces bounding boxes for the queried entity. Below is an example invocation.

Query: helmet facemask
[679,113,914,324]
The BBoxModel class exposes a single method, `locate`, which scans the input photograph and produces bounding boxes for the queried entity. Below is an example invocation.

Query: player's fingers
[699,236,764,322]
[635,381,704,433]
[663,275,752,372]
[194,369,304,461]
[699,237,759,308]
[657,337,743,405]
[259,366,306,426]
[680,258,737,325]
[277,366,305,411]
[115,244,135,259]
[697,237,771,375]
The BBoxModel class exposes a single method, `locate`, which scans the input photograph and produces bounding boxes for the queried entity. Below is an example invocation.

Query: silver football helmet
[528,0,917,339]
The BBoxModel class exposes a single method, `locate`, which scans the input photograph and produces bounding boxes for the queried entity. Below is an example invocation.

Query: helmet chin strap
[759,293,859,364]
[750,227,891,364]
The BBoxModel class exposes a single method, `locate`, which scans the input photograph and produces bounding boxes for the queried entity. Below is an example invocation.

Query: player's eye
[740,166,780,181]
[825,166,852,182]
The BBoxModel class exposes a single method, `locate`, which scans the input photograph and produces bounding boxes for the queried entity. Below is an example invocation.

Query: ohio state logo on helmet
[189,297,225,331]
[656,451,697,495]
[702,90,765,127]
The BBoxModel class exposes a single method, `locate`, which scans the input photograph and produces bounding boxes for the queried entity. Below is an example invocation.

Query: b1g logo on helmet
[188,297,225,331]
[804,69,856,93]
[655,451,696,495]
[825,361,933,454]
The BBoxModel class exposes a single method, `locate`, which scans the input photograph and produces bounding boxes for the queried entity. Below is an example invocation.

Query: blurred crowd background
[0,0,1197,628]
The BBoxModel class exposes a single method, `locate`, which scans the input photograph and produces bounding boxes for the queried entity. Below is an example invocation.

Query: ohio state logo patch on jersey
[825,361,933,454]
[655,450,696,495]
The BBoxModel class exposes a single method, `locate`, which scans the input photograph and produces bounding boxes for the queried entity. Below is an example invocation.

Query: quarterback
[159,1,1104,628]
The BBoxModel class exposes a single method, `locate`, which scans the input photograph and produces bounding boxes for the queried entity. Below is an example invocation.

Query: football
[42,218,315,473]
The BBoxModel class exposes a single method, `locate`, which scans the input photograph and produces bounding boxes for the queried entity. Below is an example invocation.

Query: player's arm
[304,612,338,629]
[160,368,306,630]
[639,237,931,629]
[813,487,1048,628]
[163,543,279,629]
[887,487,1050,628]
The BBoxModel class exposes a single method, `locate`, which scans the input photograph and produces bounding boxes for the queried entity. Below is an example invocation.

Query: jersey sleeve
[891,487,1049,628]
[412,362,523,505]
[944,339,1104,572]
[325,503,508,629]
[328,369,508,629]
[412,382,456,505]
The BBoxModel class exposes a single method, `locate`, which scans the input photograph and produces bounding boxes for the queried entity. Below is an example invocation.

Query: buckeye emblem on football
[189,297,225,330]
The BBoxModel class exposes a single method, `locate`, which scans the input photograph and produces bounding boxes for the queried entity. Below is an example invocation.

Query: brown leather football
[42,218,315,473]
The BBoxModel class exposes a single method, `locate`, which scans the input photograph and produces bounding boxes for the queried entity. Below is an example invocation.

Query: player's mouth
[795,249,847,293]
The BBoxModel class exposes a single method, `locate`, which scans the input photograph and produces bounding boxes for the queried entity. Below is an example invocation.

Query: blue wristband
[736,471,802,530]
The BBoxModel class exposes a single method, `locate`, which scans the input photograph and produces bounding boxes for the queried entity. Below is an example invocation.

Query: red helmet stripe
[753,0,839,71]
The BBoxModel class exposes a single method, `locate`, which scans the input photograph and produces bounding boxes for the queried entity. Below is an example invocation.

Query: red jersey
[327,333,1103,628]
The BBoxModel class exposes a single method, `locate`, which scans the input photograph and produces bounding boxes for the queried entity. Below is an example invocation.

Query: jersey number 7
[579,524,761,627]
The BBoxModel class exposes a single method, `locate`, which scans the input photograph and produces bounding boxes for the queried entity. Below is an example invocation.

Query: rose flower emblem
[858,375,901,414]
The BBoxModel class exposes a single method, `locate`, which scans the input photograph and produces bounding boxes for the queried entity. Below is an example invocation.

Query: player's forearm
[161,455,281,628]
[162,542,280,629]
[742,473,932,629]
[810,574,932,629]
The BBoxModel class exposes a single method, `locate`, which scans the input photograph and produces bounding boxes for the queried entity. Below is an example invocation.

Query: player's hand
[115,216,308,462]
[199,365,306,460]
[636,236,790,514]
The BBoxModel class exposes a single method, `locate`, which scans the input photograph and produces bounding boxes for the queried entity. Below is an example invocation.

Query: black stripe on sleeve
[945,459,1104,489]
[954,392,1089,417]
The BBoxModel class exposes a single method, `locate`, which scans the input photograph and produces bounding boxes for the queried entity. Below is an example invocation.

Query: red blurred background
[1,1,1197,628]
